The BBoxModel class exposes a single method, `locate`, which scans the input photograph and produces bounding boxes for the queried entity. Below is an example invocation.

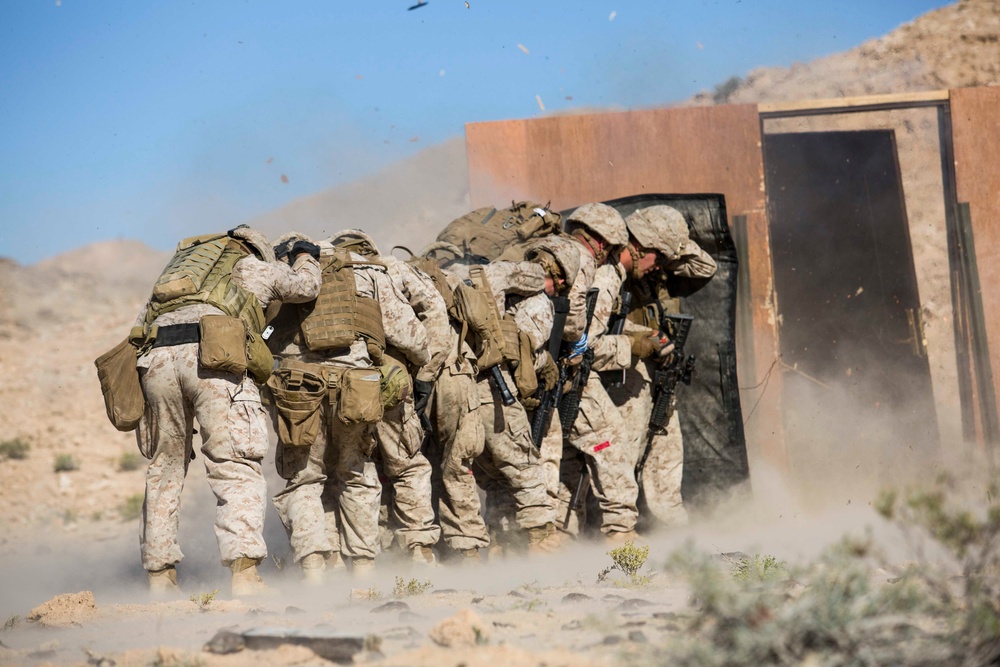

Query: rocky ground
[3,1,1000,664]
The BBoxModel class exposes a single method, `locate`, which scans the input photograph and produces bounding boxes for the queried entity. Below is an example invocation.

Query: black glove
[412,379,433,414]
[290,240,320,262]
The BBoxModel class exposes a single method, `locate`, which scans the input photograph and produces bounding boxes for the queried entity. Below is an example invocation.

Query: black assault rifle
[559,288,600,529]
[637,312,696,477]
[529,296,570,447]
[599,287,632,388]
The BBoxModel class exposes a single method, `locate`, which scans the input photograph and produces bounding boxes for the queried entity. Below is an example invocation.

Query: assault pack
[435,201,561,262]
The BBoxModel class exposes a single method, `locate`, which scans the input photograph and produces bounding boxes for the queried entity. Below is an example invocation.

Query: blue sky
[0,0,949,264]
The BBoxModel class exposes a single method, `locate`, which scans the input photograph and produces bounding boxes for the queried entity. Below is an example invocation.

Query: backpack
[435,201,561,262]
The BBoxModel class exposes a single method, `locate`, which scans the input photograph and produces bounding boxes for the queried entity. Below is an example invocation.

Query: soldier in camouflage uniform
[425,255,558,560]
[610,206,717,528]
[133,226,322,596]
[330,230,446,565]
[555,203,668,541]
[268,235,429,582]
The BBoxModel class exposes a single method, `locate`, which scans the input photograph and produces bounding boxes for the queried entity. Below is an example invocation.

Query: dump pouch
[379,363,411,410]
[338,367,385,424]
[266,367,326,446]
[198,315,248,374]
[94,338,145,432]
[499,315,521,363]
[513,330,539,399]
[451,282,504,369]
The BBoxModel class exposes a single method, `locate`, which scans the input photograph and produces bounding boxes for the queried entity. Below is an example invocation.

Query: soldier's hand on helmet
[537,352,559,391]
[290,240,321,262]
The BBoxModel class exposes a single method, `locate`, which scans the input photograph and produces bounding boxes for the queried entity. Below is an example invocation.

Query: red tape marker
[594,441,611,452]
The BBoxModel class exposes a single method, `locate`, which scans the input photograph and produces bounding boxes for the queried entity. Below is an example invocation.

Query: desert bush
[2,614,19,632]
[598,540,653,587]
[120,493,144,521]
[53,454,79,472]
[393,576,432,598]
[190,589,219,610]
[660,474,1000,666]
[0,438,30,460]
[118,451,144,472]
[729,554,788,583]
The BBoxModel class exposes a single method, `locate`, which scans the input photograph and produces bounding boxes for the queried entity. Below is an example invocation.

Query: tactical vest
[407,256,455,312]
[298,250,386,358]
[435,201,561,262]
[142,233,265,334]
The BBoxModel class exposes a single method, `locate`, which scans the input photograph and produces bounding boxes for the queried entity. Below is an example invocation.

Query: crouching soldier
[267,234,428,583]
[131,226,321,596]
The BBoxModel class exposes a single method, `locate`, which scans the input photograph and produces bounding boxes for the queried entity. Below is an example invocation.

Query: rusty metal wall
[465,104,786,470]
[951,86,1000,452]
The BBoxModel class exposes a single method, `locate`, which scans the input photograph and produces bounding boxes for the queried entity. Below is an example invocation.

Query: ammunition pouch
[198,315,248,374]
[266,366,327,447]
[94,337,145,432]
[246,330,275,384]
[499,315,521,364]
[451,280,504,369]
[512,330,538,399]
[379,361,411,410]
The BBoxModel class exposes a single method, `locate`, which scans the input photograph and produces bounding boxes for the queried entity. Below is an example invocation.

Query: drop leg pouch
[266,366,327,446]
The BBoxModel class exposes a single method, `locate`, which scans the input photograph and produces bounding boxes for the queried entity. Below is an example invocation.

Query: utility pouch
[379,360,411,410]
[513,330,538,399]
[338,367,385,424]
[499,315,521,364]
[246,330,275,384]
[266,366,326,446]
[198,315,248,374]
[94,338,145,432]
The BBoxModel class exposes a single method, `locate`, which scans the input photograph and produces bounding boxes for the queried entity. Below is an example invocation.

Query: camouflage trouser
[428,367,487,551]
[611,361,688,527]
[561,373,639,535]
[136,343,269,572]
[374,396,441,551]
[272,388,380,561]
[430,367,554,551]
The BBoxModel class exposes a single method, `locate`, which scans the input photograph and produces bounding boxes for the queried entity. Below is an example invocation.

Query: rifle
[559,287,600,530]
[637,312,695,477]
[557,288,600,433]
[599,287,632,388]
[529,296,570,447]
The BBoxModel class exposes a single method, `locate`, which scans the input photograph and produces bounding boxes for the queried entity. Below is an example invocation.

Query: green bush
[53,454,79,472]
[118,451,144,472]
[393,576,432,598]
[730,554,788,584]
[120,493,144,521]
[599,540,653,587]
[0,438,30,460]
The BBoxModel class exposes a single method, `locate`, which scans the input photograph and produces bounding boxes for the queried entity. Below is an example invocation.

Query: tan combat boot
[300,552,327,586]
[326,551,347,572]
[351,556,375,578]
[411,545,437,565]
[603,529,640,545]
[230,557,270,597]
[148,565,180,597]
[460,548,481,564]
[527,523,563,555]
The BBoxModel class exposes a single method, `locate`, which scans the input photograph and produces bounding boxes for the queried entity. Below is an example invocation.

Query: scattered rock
[618,598,653,610]
[562,620,582,631]
[372,601,409,615]
[429,609,491,647]
[203,630,245,654]
[27,591,97,628]
[602,594,624,602]
[602,635,622,645]
[562,593,592,603]
[383,626,421,641]
[653,611,680,620]
[205,627,379,662]
[471,596,484,604]
[627,630,648,643]
[508,589,530,599]
[284,606,305,615]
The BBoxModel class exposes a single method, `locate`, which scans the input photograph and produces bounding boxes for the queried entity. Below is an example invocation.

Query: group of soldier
[124,201,717,595]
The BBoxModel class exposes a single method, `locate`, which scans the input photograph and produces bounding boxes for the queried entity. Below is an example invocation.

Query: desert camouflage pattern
[382,256,451,382]
[564,202,629,247]
[561,373,639,535]
[589,263,639,372]
[664,238,718,279]
[135,251,321,572]
[375,396,441,550]
[271,247,430,563]
[563,244,598,342]
[609,360,688,526]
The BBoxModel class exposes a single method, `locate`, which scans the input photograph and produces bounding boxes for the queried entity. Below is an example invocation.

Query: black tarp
[584,194,750,509]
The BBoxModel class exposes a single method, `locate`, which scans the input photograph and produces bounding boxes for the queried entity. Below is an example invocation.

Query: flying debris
[408,0,428,10]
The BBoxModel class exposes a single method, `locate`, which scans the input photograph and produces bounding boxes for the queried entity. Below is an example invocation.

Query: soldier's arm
[484,260,545,310]
[397,262,450,381]
[663,238,717,279]
[376,271,430,368]
[234,254,322,308]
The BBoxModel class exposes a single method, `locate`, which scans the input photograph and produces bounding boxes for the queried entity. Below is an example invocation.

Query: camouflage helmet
[418,241,465,267]
[270,230,314,262]
[564,203,628,247]
[625,205,689,258]
[229,225,276,263]
[329,228,380,257]
[523,235,581,287]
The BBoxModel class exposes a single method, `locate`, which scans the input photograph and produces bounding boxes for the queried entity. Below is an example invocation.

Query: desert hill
[2,0,1000,542]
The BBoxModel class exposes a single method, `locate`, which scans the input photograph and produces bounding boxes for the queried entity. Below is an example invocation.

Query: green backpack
[435,201,561,262]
